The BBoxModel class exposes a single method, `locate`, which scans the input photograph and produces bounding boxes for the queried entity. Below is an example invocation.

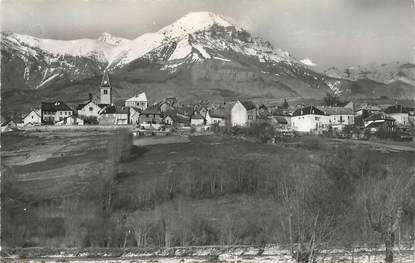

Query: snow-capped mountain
[1,32,120,90]
[2,12,323,92]
[106,12,296,70]
[324,61,415,86]
[1,12,414,116]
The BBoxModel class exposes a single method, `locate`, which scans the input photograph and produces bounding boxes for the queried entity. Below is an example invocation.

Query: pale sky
[1,0,414,69]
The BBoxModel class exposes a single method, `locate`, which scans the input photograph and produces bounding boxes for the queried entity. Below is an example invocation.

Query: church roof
[100,72,111,88]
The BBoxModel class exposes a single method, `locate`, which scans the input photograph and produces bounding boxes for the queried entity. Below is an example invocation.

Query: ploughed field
[1,130,414,262]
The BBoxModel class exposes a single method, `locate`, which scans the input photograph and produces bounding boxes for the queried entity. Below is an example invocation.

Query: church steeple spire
[100,71,112,105]
[101,71,111,87]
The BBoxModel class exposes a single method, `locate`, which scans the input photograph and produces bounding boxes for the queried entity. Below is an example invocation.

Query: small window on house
[89,107,93,111]
[60,112,63,115]
[104,90,108,95]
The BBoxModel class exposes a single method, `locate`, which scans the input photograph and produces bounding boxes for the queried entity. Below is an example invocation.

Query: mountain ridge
[1,11,414,116]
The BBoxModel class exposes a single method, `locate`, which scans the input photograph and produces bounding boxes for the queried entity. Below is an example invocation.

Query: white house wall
[387,113,409,125]
[23,111,41,125]
[78,102,102,118]
[231,101,248,127]
[291,115,327,132]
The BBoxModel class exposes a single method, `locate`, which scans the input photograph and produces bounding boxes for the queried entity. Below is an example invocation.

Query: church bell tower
[100,72,112,105]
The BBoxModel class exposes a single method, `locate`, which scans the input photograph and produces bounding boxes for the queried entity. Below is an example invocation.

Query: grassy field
[1,130,414,253]
[2,130,413,210]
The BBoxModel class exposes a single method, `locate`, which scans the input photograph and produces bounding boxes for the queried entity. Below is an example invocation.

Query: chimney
[88,93,93,101]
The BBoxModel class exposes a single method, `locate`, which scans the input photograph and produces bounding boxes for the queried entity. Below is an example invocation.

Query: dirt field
[2,131,413,198]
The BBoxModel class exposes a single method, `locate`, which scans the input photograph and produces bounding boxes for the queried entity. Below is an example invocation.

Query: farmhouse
[230,100,257,127]
[190,113,205,126]
[98,105,129,125]
[125,92,148,110]
[322,107,354,131]
[384,104,410,126]
[77,100,104,120]
[139,106,163,129]
[291,106,326,133]
[364,113,396,128]
[206,110,226,127]
[41,101,73,124]
[364,113,396,134]
[23,109,41,126]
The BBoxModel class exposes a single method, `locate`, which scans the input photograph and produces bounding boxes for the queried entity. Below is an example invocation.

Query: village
[2,72,414,142]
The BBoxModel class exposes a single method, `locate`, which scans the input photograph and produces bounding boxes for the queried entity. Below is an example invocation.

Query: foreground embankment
[2,244,414,262]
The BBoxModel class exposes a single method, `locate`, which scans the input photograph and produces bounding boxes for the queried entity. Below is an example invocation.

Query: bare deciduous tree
[358,160,415,263]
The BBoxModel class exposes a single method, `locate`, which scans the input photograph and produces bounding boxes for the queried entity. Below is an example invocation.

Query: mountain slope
[1,12,414,116]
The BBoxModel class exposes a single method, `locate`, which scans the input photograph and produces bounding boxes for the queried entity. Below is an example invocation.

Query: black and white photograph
[1,0,414,262]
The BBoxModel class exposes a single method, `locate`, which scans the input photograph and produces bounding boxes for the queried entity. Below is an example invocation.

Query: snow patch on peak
[98,32,130,46]
[158,11,236,39]
[168,37,193,61]
[6,33,113,62]
[300,58,317,67]
[107,33,165,68]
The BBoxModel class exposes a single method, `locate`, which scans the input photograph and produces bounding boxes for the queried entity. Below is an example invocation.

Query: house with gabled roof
[364,113,396,134]
[364,113,395,128]
[23,109,41,126]
[384,104,410,126]
[190,113,205,126]
[98,105,129,125]
[321,106,354,131]
[77,100,105,119]
[41,101,74,124]
[291,106,327,133]
[206,110,227,127]
[230,100,257,127]
[125,92,148,110]
[139,106,163,129]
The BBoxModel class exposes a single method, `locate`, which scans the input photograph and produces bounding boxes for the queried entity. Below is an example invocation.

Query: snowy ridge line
[3,11,300,71]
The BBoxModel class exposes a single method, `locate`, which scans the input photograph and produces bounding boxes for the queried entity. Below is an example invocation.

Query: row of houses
[21,73,148,126]
[14,72,415,136]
